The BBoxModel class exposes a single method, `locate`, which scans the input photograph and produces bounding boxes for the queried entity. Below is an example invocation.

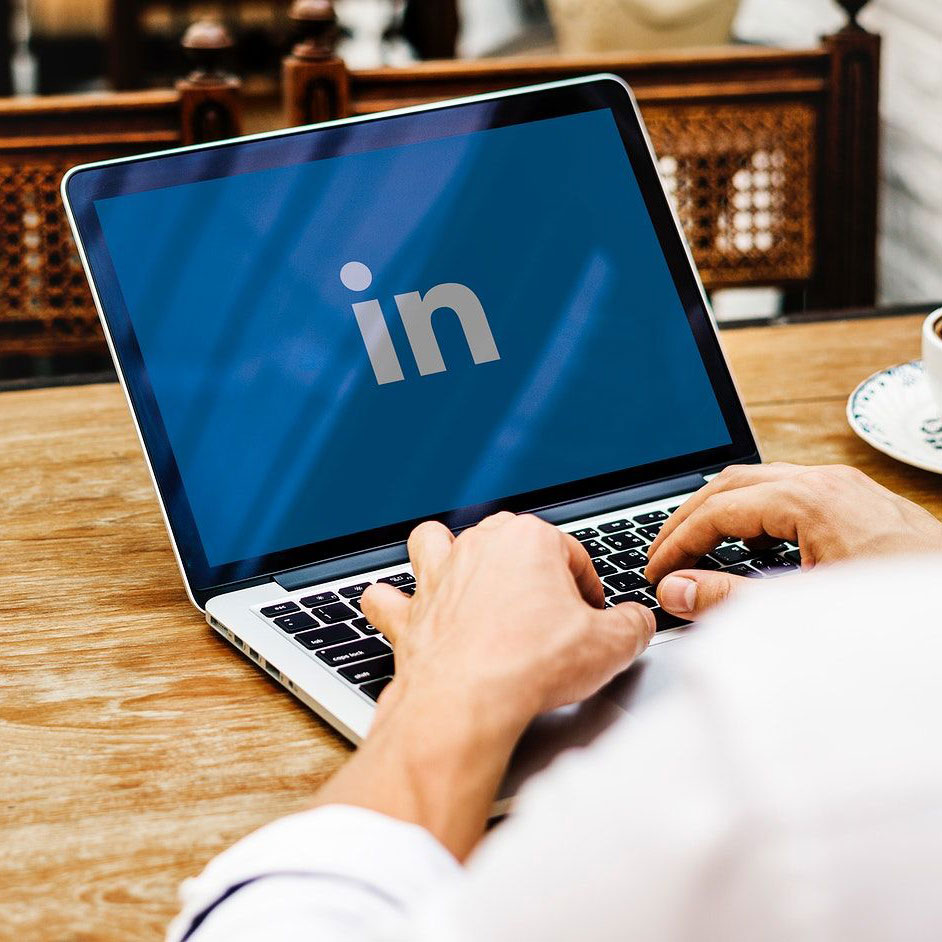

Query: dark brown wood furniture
[283,0,880,312]
[109,0,293,91]
[401,0,459,60]
[0,21,241,361]
[0,0,12,96]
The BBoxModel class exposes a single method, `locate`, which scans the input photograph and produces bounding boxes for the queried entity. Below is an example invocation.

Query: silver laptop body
[62,75,768,800]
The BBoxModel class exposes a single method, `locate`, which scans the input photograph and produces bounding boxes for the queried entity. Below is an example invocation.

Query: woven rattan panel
[0,159,100,356]
[643,102,817,290]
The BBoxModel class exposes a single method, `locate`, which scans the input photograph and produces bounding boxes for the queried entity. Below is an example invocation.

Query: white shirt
[168,557,942,942]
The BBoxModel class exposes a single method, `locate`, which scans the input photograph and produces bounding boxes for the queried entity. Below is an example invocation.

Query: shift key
[316,637,389,667]
[339,654,394,685]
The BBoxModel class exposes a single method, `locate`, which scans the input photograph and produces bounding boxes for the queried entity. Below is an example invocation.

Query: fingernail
[659,575,697,614]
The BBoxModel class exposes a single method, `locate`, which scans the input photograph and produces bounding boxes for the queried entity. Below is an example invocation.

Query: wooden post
[283,0,349,127]
[0,0,12,97]
[402,0,459,59]
[176,20,243,146]
[109,0,137,90]
[810,0,881,309]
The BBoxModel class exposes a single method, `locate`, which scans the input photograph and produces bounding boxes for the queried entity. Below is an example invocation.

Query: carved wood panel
[644,102,817,289]
[0,158,105,355]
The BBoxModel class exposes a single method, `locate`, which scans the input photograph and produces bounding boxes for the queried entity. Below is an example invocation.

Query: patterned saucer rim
[846,359,942,475]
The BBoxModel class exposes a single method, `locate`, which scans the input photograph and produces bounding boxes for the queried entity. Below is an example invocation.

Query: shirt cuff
[167,804,462,941]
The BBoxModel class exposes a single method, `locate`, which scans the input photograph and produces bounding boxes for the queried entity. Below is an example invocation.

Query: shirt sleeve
[166,803,462,942]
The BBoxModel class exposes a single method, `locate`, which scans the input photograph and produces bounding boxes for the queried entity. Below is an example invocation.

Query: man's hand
[313,512,654,860]
[363,511,655,729]
[646,463,942,618]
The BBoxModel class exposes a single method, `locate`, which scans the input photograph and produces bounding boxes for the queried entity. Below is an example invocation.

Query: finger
[360,583,410,645]
[656,570,751,617]
[645,481,802,584]
[561,532,605,608]
[475,511,516,531]
[594,601,656,662]
[407,520,455,592]
[648,463,804,560]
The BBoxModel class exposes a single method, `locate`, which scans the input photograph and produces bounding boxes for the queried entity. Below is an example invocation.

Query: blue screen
[95,108,731,567]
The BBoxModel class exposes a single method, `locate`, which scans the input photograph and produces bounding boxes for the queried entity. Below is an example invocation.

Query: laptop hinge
[275,543,410,592]
[274,472,706,593]
[533,472,707,526]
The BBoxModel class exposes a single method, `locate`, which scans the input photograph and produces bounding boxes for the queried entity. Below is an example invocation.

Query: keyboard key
[597,518,632,534]
[695,555,723,571]
[592,557,619,577]
[654,609,691,631]
[751,555,800,576]
[273,611,318,633]
[580,539,611,558]
[667,505,680,513]
[295,623,358,649]
[260,601,300,618]
[637,523,663,541]
[784,549,801,565]
[378,572,415,587]
[352,616,379,635]
[609,549,647,570]
[612,590,658,609]
[712,544,753,565]
[609,593,645,606]
[339,582,371,598]
[316,637,390,667]
[602,584,615,597]
[569,527,598,541]
[361,677,392,702]
[299,591,338,608]
[723,563,761,578]
[602,531,644,551]
[634,510,668,525]
[339,654,394,685]
[399,584,417,596]
[310,601,359,623]
[348,598,364,612]
[603,571,648,593]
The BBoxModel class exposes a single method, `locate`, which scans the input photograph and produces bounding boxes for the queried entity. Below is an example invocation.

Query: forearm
[312,682,527,860]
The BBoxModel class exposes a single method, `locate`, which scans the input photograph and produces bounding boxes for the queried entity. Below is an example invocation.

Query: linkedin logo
[340,261,501,385]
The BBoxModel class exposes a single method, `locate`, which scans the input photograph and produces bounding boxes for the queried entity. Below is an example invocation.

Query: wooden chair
[0,21,242,362]
[109,0,293,91]
[282,0,880,312]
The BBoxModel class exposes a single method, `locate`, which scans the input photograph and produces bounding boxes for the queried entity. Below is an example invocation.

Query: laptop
[63,75,785,790]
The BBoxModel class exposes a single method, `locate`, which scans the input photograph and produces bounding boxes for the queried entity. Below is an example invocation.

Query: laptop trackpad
[497,638,683,806]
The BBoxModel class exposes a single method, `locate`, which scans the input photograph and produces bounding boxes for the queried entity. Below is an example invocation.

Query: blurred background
[0,0,939,383]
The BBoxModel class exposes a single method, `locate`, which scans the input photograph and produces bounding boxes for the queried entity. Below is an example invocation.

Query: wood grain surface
[1,313,939,941]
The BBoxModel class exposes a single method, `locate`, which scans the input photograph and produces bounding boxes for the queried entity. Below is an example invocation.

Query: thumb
[597,601,656,661]
[656,570,751,617]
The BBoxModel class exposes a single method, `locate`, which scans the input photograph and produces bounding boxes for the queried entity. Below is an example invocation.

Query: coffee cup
[921,306,942,416]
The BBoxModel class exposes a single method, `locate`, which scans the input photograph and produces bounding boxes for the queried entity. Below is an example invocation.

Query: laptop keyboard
[251,503,800,705]
[584,507,799,631]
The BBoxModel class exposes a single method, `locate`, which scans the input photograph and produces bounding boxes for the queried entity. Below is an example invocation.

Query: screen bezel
[63,75,759,604]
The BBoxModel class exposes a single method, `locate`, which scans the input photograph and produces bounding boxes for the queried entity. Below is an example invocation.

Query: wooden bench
[282,0,880,312]
[0,21,242,362]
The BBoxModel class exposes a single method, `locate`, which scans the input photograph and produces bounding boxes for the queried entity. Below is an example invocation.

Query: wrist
[375,670,536,747]
[317,681,525,859]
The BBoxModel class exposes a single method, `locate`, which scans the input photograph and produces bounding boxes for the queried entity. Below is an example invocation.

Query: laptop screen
[66,79,756,595]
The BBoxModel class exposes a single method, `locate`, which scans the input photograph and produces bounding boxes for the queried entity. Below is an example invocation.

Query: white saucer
[847,360,942,474]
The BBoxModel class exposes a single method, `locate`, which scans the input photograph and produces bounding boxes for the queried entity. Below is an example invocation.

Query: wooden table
[1,313,940,941]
